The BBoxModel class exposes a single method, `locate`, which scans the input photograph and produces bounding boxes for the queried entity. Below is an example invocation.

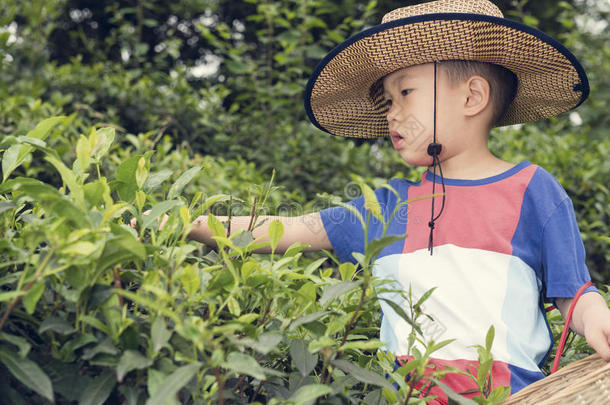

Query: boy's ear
[463,75,491,119]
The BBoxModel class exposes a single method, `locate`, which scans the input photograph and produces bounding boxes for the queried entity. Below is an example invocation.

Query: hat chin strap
[427,60,446,256]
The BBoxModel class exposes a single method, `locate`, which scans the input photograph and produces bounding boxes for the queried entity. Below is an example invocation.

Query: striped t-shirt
[319,161,595,400]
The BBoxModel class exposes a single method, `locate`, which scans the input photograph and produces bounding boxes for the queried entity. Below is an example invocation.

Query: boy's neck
[433,144,514,181]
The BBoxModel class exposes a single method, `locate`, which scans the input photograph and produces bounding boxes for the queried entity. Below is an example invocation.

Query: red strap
[551,281,594,374]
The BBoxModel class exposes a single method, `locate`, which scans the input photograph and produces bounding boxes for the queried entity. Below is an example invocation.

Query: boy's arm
[188,212,332,254]
[556,293,610,361]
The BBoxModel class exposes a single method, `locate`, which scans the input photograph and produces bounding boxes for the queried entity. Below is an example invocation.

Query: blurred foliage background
[1,0,608,281]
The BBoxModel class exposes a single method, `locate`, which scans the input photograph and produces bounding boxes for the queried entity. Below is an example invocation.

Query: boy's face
[382,63,463,166]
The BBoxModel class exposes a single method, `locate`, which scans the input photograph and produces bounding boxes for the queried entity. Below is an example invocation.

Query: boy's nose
[386,103,399,122]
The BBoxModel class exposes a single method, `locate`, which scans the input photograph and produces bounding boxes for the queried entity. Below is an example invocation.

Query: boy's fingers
[586,328,610,362]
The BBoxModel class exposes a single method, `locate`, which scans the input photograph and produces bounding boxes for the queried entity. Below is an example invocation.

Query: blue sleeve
[319,180,403,264]
[542,197,596,299]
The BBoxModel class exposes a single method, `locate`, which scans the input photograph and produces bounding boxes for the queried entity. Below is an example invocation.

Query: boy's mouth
[389,130,405,149]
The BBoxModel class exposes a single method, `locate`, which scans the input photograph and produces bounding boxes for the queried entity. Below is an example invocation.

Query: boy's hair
[440,60,518,127]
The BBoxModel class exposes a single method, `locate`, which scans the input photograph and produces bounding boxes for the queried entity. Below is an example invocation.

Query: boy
[185,0,610,401]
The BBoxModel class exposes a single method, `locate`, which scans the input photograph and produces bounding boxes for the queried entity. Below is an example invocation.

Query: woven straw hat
[305,0,589,138]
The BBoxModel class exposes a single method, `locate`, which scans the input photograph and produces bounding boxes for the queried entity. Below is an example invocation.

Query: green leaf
[91,127,115,160]
[142,200,183,230]
[268,219,284,253]
[0,201,16,215]
[135,157,148,190]
[365,235,405,264]
[79,370,116,405]
[112,155,142,202]
[39,316,76,335]
[117,350,153,382]
[2,144,24,182]
[331,359,396,393]
[289,311,331,331]
[251,333,283,355]
[378,297,422,335]
[2,117,65,182]
[151,317,172,353]
[22,281,45,314]
[361,182,383,222]
[143,169,172,193]
[0,347,54,402]
[179,264,200,296]
[76,134,91,173]
[485,325,495,352]
[414,287,437,311]
[45,155,85,208]
[82,338,119,360]
[0,333,31,358]
[224,352,266,380]
[26,116,66,140]
[167,167,201,200]
[145,362,201,405]
[290,339,318,377]
[288,384,332,404]
[430,378,478,405]
[319,280,360,306]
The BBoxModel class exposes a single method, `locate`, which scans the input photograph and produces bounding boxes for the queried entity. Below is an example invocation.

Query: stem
[113,266,124,307]
[247,197,258,232]
[214,367,225,405]
[339,284,367,348]
[0,249,54,332]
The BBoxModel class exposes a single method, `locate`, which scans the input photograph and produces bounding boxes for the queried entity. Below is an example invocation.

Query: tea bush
[0,117,523,404]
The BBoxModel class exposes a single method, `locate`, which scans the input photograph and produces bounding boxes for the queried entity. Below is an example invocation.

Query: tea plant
[0,117,595,404]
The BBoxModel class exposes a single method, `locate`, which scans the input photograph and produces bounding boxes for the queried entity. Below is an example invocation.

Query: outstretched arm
[188,212,332,254]
[556,292,610,361]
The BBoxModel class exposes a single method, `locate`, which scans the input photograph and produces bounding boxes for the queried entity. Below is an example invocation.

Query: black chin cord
[427,61,446,255]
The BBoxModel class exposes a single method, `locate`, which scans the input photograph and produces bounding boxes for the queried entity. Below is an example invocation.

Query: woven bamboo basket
[502,353,610,404]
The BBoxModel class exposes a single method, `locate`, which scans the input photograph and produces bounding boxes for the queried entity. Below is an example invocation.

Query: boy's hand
[582,304,610,361]
[129,210,169,231]
[557,292,610,362]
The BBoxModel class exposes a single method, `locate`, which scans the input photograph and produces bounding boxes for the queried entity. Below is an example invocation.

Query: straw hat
[304,0,589,138]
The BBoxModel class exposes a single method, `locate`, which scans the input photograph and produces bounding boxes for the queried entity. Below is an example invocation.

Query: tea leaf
[91,127,115,160]
[39,316,76,335]
[485,325,495,352]
[76,134,91,173]
[143,169,173,193]
[430,378,478,405]
[167,166,201,200]
[360,182,383,223]
[289,311,331,331]
[135,157,148,190]
[268,219,284,253]
[331,359,396,392]
[224,352,266,380]
[0,347,54,402]
[151,317,172,353]
[45,155,86,209]
[117,350,153,382]
[319,280,360,306]
[290,339,317,377]
[378,298,422,335]
[22,281,45,314]
[145,363,201,405]
[288,384,332,404]
[79,370,116,405]
[142,200,182,230]
[0,333,31,358]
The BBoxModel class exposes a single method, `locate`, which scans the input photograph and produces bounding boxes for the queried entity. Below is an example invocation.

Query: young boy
[186,0,610,401]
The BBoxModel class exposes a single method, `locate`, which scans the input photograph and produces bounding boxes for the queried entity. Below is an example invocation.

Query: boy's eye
[384,99,392,106]
[401,89,411,96]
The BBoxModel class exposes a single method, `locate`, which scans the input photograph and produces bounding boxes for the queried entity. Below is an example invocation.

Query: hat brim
[305,13,589,138]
